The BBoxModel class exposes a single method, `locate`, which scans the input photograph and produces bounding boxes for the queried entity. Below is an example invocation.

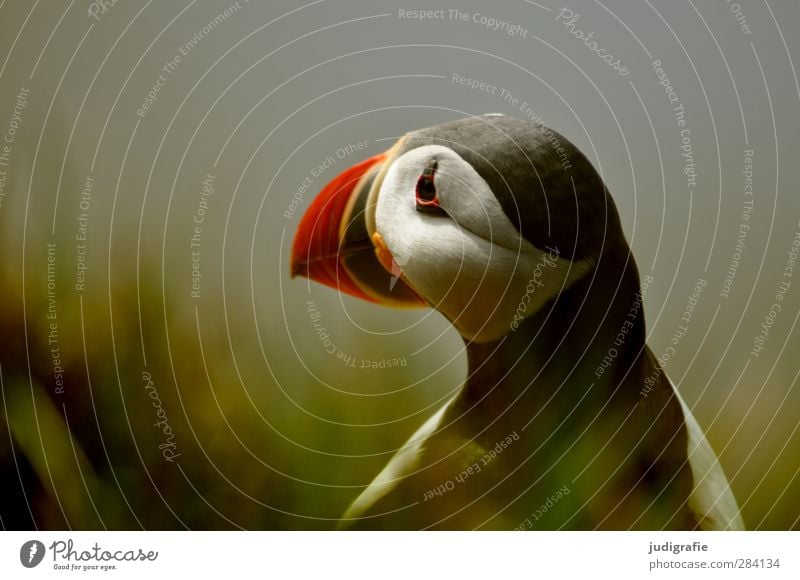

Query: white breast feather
[671,381,745,530]
[341,396,456,523]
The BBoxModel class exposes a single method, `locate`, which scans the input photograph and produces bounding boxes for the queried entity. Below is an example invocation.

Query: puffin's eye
[415,159,445,214]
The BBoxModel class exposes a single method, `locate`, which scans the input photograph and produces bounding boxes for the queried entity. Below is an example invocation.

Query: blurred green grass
[0,223,433,529]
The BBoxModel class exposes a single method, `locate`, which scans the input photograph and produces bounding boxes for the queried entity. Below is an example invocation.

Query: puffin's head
[291,114,622,343]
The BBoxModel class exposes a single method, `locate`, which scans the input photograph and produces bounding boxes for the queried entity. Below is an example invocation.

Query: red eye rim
[415,159,443,212]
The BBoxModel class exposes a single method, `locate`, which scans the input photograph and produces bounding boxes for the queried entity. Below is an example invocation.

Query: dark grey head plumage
[397,113,619,261]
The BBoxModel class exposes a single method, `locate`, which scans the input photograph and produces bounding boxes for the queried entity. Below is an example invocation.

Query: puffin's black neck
[458,239,650,431]
[448,241,698,530]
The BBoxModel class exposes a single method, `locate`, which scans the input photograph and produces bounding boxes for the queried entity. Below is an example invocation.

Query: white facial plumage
[374,144,591,342]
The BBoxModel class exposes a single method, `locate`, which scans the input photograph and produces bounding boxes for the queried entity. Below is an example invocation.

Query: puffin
[290,114,743,530]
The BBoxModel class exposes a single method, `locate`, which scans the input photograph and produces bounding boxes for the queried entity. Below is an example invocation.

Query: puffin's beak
[290,151,425,307]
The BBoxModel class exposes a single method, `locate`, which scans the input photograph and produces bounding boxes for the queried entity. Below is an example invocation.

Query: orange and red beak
[290,150,425,307]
